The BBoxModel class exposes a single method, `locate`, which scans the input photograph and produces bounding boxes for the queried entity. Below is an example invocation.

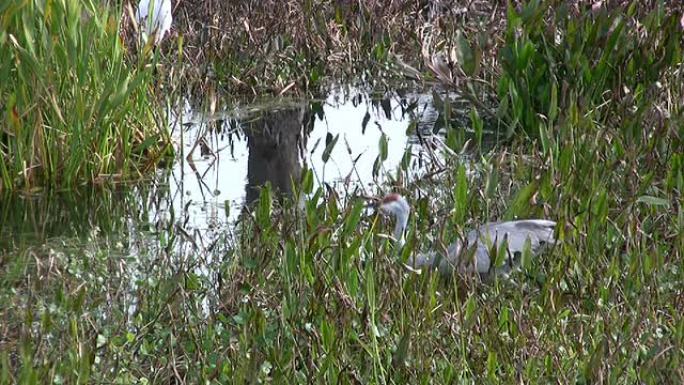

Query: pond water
[168,86,457,228]
[0,86,486,329]
[1,86,467,251]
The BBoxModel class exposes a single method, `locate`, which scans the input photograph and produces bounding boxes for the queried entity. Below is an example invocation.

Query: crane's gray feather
[408,219,556,275]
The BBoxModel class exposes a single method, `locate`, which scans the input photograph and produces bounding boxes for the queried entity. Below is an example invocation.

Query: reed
[0,0,171,192]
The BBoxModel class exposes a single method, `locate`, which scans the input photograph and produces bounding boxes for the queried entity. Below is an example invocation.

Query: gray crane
[378,193,556,275]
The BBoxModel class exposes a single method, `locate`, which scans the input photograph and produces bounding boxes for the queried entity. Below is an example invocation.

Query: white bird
[135,0,172,46]
[378,193,556,276]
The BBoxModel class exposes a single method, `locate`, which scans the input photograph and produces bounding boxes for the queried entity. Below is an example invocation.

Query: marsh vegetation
[1,0,683,383]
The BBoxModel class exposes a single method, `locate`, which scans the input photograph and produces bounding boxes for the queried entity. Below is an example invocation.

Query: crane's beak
[363,196,394,220]
[364,200,380,218]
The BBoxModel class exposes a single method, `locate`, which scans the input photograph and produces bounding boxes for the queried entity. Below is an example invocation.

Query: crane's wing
[405,220,556,276]
[470,220,556,273]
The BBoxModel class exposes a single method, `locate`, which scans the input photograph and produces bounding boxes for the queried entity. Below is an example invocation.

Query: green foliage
[0,1,683,384]
[2,115,681,382]
[0,0,170,191]
[498,1,683,140]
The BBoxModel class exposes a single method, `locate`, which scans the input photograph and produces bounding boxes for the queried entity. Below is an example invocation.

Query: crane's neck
[393,209,409,247]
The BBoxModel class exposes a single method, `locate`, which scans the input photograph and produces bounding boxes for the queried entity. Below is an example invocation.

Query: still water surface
[0,87,456,250]
[171,87,449,228]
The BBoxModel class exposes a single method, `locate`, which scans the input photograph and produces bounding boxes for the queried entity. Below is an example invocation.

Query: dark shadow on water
[244,104,313,206]
[0,188,128,250]
[0,183,173,251]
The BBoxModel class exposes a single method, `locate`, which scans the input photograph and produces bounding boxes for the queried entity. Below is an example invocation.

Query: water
[169,87,453,229]
[0,87,460,250]
[0,86,472,325]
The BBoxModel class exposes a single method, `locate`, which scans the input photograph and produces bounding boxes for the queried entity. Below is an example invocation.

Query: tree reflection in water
[244,105,312,206]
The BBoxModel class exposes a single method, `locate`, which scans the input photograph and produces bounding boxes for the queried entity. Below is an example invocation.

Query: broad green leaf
[378,133,388,161]
[342,199,364,237]
[256,184,272,228]
[636,195,669,208]
[505,181,538,220]
[453,163,468,225]
[301,168,314,194]
[470,108,483,149]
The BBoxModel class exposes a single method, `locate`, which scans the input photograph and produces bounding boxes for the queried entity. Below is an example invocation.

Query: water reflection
[0,87,475,326]
[0,88,463,250]
[170,88,452,230]
[0,188,132,249]
[244,105,311,206]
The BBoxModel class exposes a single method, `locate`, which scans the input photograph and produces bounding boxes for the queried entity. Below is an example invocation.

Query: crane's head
[378,193,410,245]
[379,193,410,219]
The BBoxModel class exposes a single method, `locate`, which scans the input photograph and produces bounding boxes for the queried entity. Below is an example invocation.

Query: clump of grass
[0,0,171,192]
[497,1,683,140]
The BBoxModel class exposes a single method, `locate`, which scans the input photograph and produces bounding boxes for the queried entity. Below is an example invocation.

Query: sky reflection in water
[0,88,449,249]
[167,87,445,230]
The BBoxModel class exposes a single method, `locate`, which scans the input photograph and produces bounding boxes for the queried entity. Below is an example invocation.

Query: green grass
[0,1,683,384]
[0,0,171,191]
[497,1,683,140]
[0,126,681,383]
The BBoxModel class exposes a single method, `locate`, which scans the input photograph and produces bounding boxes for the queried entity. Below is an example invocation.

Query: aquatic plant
[498,1,683,141]
[0,0,171,191]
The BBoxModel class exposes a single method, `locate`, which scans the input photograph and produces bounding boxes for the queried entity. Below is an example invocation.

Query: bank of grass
[0,0,171,192]
[1,1,683,384]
